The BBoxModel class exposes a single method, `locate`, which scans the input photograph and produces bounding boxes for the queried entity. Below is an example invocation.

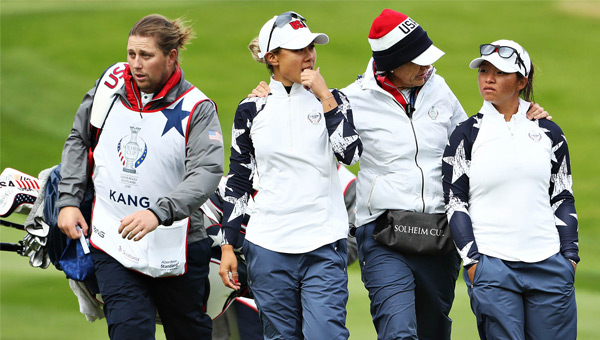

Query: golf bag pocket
[58,235,94,281]
[44,164,95,281]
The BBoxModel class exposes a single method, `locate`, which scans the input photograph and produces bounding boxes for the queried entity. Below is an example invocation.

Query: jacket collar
[479,98,531,121]
[121,63,183,111]
[268,77,313,97]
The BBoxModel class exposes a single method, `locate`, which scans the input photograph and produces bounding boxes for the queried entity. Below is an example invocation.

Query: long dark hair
[518,62,534,102]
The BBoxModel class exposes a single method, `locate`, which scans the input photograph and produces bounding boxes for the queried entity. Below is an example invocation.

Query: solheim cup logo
[118,126,147,174]
[428,106,439,120]
[307,110,322,125]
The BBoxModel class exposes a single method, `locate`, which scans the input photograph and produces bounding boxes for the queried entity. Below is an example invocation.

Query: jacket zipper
[130,81,144,119]
[409,118,426,213]
[391,96,427,213]
[288,93,294,150]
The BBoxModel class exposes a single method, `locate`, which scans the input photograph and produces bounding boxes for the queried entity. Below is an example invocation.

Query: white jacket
[222,79,362,253]
[342,59,467,227]
[443,99,578,265]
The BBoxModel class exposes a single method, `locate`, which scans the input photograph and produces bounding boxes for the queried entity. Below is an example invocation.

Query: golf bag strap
[88,62,127,171]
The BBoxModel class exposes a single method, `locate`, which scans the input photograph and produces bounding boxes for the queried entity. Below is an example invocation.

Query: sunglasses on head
[266,11,306,53]
[479,44,528,76]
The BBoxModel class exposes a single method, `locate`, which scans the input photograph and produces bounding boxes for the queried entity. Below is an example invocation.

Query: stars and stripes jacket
[57,62,224,243]
[442,99,579,266]
[342,59,467,227]
[221,79,362,254]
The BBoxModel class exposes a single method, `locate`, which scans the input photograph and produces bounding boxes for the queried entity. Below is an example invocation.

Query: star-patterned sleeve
[442,114,482,267]
[540,120,579,263]
[221,98,263,247]
[324,90,362,166]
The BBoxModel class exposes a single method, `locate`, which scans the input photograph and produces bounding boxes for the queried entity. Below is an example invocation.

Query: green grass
[2,0,600,339]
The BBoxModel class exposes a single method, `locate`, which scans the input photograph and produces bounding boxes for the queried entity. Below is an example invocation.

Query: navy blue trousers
[465,253,577,340]
[91,239,212,340]
[244,239,349,340]
[356,222,461,340]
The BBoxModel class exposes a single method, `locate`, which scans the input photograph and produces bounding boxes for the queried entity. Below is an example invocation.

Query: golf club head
[0,168,40,217]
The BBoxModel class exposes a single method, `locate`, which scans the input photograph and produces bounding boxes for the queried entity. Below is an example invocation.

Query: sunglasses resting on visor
[479,44,528,76]
[266,11,307,53]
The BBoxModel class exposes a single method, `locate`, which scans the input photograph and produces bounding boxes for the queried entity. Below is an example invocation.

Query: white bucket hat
[469,39,531,77]
[257,11,329,58]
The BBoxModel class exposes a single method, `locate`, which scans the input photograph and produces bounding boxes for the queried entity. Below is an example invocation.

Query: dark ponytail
[519,62,534,102]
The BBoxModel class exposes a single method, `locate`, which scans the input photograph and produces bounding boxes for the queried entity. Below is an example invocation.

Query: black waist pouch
[373,210,454,255]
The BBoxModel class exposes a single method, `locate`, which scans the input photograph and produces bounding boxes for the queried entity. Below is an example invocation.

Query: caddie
[56,14,224,340]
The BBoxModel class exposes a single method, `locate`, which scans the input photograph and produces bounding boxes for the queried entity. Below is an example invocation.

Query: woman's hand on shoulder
[526,102,552,121]
[248,81,270,98]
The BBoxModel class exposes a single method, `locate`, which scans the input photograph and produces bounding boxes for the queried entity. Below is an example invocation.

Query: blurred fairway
[2,0,599,339]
